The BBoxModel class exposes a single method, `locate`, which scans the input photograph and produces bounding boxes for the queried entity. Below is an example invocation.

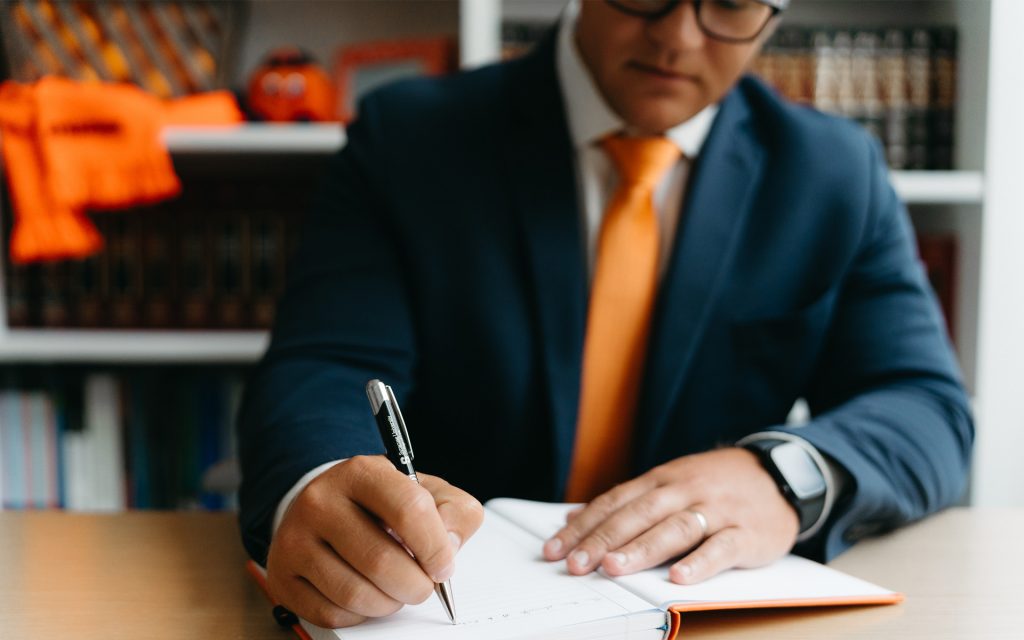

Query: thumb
[419,473,485,552]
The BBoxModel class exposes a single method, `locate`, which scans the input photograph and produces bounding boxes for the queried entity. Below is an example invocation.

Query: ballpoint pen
[365,379,457,625]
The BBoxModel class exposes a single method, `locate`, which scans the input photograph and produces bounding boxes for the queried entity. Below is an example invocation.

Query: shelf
[0,330,269,364]
[891,171,984,205]
[163,124,346,154]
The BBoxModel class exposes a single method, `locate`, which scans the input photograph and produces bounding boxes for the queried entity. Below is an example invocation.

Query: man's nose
[645,0,707,51]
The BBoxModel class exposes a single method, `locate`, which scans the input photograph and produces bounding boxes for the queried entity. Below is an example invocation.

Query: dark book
[39,260,70,327]
[929,27,957,170]
[213,206,250,329]
[5,261,33,327]
[178,207,214,329]
[106,215,143,328]
[142,206,176,328]
[850,29,884,146]
[68,217,110,328]
[249,211,287,329]
[905,28,932,170]
[879,28,909,169]
[917,233,957,342]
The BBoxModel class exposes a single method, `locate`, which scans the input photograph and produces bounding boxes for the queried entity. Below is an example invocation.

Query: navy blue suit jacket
[238,36,973,566]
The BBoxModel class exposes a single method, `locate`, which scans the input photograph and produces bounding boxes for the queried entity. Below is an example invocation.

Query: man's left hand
[542,448,799,584]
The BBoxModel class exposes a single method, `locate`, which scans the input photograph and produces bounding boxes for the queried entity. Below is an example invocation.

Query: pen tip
[436,580,456,625]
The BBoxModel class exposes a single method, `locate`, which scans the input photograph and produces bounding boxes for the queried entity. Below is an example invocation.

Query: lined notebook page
[485,499,897,611]
[301,507,664,640]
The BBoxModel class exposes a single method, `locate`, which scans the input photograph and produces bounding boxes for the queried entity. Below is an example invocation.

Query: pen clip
[384,384,414,462]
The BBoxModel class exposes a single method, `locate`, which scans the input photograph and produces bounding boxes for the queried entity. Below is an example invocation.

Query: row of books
[4,176,310,329]
[751,26,957,170]
[499,20,957,171]
[0,367,243,511]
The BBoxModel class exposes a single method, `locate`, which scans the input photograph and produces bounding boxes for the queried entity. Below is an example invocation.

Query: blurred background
[0,0,1020,514]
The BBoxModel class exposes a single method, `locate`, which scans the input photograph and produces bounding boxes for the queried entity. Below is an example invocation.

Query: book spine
[5,261,33,327]
[917,233,958,343]
[39,261,71,327]
[108,215,144,328]
[812,29,839,115]
[69,225,108,327]
[179,207,213,328]
[214,209,250,329]
[142,206,177,328]
[84,373,126,511]
[2,391,27,509]
[929,27,957,170]
[249,211,287,328]
[906,28,932,170]
[879,28,909,169]
[851,29,884,148]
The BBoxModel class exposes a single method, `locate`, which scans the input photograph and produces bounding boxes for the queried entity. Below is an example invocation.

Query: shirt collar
[555,0,719,158]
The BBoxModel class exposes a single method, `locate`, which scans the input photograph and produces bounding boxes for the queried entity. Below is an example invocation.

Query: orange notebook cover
[246,499,901,640]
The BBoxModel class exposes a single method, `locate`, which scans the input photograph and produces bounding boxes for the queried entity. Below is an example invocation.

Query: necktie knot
[600,135,681,190]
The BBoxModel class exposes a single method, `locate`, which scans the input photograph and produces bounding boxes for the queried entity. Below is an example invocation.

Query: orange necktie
[565,135,681,503]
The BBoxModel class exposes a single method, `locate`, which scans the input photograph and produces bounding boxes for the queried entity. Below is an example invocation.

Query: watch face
[770,442,827,499]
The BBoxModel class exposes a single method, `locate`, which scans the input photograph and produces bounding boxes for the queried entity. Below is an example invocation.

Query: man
[238,0,973,629]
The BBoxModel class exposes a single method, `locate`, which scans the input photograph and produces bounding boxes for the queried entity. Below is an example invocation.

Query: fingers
[268,455,483,628]
[669,527,745,585]
[420,472,485,552]
[318,497,436,604]
[343,456,456,582]
[270,573,367,630]
[299,539,405,618]
[543,475,658,563]
[600,506,713,577]
[566,486,693,575]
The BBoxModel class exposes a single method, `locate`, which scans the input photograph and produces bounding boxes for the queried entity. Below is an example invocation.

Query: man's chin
[619,105,705,135]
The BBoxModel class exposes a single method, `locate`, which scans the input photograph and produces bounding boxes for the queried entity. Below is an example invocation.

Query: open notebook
[249,499,902,640]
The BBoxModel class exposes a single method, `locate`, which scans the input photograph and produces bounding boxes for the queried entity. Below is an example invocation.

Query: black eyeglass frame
[605,0,788,43]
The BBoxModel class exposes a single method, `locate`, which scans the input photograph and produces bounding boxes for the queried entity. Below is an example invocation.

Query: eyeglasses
[605,0,787,43]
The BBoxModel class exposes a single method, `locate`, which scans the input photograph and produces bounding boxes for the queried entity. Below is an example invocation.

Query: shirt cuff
[736,431,845,542]
[272,459,349,536]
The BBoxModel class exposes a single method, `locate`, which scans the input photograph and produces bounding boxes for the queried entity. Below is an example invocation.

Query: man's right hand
[266,455,485,628]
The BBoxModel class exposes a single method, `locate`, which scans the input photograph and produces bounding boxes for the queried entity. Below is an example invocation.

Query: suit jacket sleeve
[778,138,974,561]
[236,104,413,564]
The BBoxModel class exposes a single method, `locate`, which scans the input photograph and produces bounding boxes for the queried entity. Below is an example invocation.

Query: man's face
[575,0,772,134]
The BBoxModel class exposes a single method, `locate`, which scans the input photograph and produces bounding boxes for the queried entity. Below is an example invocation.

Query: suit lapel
[634,88,764,467]
[502,33,588,497]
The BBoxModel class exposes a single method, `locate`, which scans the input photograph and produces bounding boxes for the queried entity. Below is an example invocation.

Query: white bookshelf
[0,330,268,364]
[163,123,345,155]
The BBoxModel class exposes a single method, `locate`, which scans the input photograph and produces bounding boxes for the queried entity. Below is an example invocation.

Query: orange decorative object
[0,78,242,264]
[246,48,336,122]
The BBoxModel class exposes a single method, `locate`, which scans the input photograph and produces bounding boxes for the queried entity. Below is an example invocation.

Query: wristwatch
[742,438,828,538]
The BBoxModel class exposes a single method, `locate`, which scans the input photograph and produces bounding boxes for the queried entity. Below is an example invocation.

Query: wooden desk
[1,508,1021,639]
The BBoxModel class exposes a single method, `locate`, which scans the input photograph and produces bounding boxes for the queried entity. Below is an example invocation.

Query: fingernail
[609,552,627,568]
[544,537,562,556]
[448,531,462,550]
[435,562,455,582]
[570,549,589,568]
[677,564,693,579]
